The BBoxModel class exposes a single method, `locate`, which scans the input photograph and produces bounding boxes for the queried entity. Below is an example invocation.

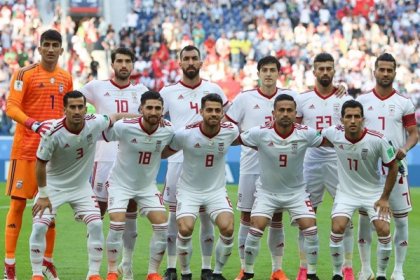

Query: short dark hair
[140,90,164,105]
[341,100,364,117]
[40,29,62,45]
[179,45,201,60]
[63,90,86,106]
[201,93,223,108]
[111,47,135,63]
[257,56,281,71]
[375,53,396,70]
[313,52,334,64]
[274,94,296,109]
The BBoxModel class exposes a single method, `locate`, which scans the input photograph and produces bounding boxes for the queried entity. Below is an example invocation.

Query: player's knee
[87,219,103,236]
[331,222,346,234]
[375,223,390,237]
[32,222,48,239]
[177,222,193,237]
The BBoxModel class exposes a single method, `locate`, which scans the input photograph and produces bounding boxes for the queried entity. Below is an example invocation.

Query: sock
[29,220,49,275]
[166,208,177,269]
[302,226,319,275]
[238,219,250,269]
[358,212,373,274]
[376,234,392,277]
[148,223,168,274]
[121,212,138,270]
[176,233,192,275]
[343,221,354,268]
[106,221,125,273]
[5,198,26,259]
[44,221,56,259]
[85,215,104,276]
[298,229,307,268]
[199,209,214,270]
[330,232,344,276]
[244,227,264,274]
[214,234,234,274]
[393,214,408,273]
[268,221,284,271]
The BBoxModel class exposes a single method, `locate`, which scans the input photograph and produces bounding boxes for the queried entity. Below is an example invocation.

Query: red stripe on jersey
[402,113,416,127]
[102,131,110,142]
[366,129,384,138]
[382,158,396,167]
[220,122,234,128]
[294,123,308,130]
[49,124,64,136]
[186,121,201,129]
[36,157,49,163]
[335,125,344,131]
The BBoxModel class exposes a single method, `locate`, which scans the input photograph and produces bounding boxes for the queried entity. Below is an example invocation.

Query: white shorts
[384,174,412,214]
[162,162,182,206]
[91,161,114,202]
[332,192,391,223]
[34,184,100,219]
[237,174,259,212]
[251,190,316,226]
[107,183,165,216]
[304,160,338,207]
[176,187,233,222]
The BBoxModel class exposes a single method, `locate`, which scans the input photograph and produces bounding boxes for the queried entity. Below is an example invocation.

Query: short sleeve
[240,126,260,147]
[380,137,396,165]
[307,127,324,147]
[36,134,56,161]
[169,128,185,151]
[225,94,244,124]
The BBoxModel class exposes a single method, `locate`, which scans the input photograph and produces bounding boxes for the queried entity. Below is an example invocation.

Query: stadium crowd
[0,0,420,135]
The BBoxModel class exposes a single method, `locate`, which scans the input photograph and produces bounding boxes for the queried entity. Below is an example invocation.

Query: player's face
[341,107,364,135]
[374,61,396,88]
[179,49,202,80]
[140,99,163,125]
[64,97,87,125]
[313,61,335,87]
[38,40,63,64]
[200,101,223,127]
[112,53,133,80]
[273,100,296,128]
[258,63,279,88]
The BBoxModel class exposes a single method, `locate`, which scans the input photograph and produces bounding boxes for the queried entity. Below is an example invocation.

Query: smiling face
[200,100,224,128]
[374,60,396,88]
[140,99,163,126]
[111,53,133,81]
[38,39,63,65]
[179,49,202,80]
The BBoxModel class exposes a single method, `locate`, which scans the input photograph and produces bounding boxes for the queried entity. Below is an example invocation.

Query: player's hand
[31,121,53,136]
[395,148,407,160]
[32,197,52,218]
[374,198,391,220]
[334,84,347,98]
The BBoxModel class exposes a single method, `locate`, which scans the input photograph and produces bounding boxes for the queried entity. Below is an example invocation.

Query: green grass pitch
[1,184,419,279]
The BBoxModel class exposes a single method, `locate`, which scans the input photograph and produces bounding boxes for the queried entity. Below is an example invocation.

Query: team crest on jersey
[218,142,225,152]
[155,140,162,152]
[389,105,395,116]
[16,180,23,189]
[50,78,55,84]
[361,148,368,160]
[58,83,64,93]
[14,80,23,91]
[291,142,298,154]
[333,103,340,113]
[131,92,139,104]
[87,134,93,145]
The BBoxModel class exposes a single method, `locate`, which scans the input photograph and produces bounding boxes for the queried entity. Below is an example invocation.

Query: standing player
[239,94,322,280]
[223,55,297,280]
[29,90,121,280]
[4,29,73,280]
[162,94,238,280]
[295,53,354,279]
[160,45,230,280]
[79,47,148,279]
[103,91,174,280]
[356,53,418,280]
[322,100,398,280]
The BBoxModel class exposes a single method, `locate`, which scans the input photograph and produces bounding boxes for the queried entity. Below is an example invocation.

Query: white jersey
[240,123,323,194]
[36,114,111,190]
[160,79,228,163]
[322,125,396,199]
[103,117,174,192]
[225,87,297,174]
[356,89,416,170]
[79,79,148,162]
[296,88,353,161]
[169,121,239,193]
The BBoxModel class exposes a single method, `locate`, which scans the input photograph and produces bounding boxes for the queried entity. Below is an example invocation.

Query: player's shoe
[211,274,227,280]
[42,260,59,280]
[146,273,163,280]
[180,274,192,280]
[307,274,320,280]
[342,267,355,280]
[332,275,343,280]
[32,276,44,280]
[295,267,307,280]
[106,272,118,280]
[390,272,404,280]
[270,269,289,280]
[201,269,212,280]
[376,277,386,280]
[4,262,17,280]
[163,268,178,280]
[234,269,244,280]
[118,263,133,280]
[240,272,254,280]
[358,270,375,280]
[87,275,103,280]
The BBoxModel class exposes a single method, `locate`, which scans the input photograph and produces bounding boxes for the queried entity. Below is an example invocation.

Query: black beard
[182,68,199,79]
[376,78,394,88]
[115,71,130,80]
[318,77,332,87]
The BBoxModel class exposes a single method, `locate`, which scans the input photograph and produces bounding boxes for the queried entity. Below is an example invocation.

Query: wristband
[38,186,49,198]
[24,117,36,129]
